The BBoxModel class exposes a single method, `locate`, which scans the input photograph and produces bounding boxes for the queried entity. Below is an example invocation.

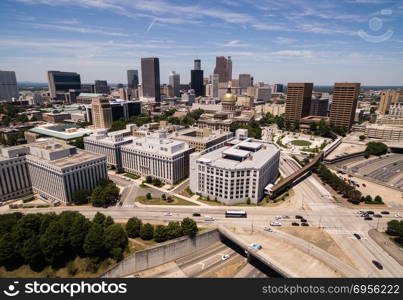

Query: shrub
[140,223,154,240]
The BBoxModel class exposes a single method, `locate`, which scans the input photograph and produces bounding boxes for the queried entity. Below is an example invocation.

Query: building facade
[127,70,139,89]
[171,128,233,152]
[92,97,113,129]
[191,61,204,97]
[213,56,232,83]
[0,141,107,203]
[121,131,193,184]
[84,130,134,168]
[47,71,81,99]
[285,83,313,122]
[189,132,280,205]
[169,71,181,97]
[0,70,19,101]
[329,83,360,130]
[141,57,160,102]
[94,80,109,94]
[309,98,329,116]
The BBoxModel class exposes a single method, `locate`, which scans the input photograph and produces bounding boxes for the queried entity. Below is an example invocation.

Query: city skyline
[0,0,403,85]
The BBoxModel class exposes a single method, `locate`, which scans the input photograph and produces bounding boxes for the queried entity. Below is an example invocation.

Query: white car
[264,227,273,232]
[275,215,282,220]
[395,214,402,218]
[205,216,215,221]
[221,254,230,260]
[270,221,282,226]
[164,212,172,216]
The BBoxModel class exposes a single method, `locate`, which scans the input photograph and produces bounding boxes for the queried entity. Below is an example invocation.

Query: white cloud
[275,37,297,45]
[28,23,129,36]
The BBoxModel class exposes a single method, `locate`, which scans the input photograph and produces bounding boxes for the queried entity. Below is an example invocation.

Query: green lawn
[136,195,197,206]
[291,139,312,147]
[124,173,140,180]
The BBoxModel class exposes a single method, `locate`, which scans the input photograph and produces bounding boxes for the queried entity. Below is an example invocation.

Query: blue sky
[1,0,403,85]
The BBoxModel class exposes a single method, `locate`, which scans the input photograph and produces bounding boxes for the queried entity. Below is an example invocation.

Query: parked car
[164,212,172,216]
[353,233,361,240]
[373,214,382,218]
[364,216,373,221]
[380,211,390,215]
[295,215,303,219]
[395,214,401,218]
[270,221,282,226]
[372,260,383,270]
[362,183,366,187]
[204,216,215,221]
[291,222,300,226]
[250,243,262,250]
[264,227,273,232]
[282,215,290,219]
[366,211,374,215]
[301,222,309,226]
[275,215,282,220]
[300,218,307,223]
[192,212,201,217]
[221,254,230,261]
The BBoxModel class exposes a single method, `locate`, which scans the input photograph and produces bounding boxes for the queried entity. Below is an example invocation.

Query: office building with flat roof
[47,71,81,99]
[189,130,280,205]
[213,56,232,83]
[171,127,233,152]
[1,140,107,203]
[121,131,193,184]
[191,59,204,97]
[329,83,360,130]
[94,80,109,94]
[285,83,313,122]
[127,70,139,89]
[0,70,19,101]
[169,71,180,97]
[84,129,134,168]
[92,97,113,129]
[141,57,160,102]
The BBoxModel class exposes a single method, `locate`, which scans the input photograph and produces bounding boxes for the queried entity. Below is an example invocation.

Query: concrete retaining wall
[102,229,220,278]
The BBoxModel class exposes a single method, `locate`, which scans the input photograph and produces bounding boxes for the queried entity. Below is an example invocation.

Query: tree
[93,212,106,226]
[71,189,90,205]
[21,236,44,269]
[0,233,21,269]
[83,223,105,257]
[146,192,152,200]
[359,135,366,141]
[374,195,383,203]
[145,176,153,184]
[310,122,318,133]
[181,218,198,237]
[386,220,402,236]
[104,216,114,228]
[161,194,166,201]
[126,217,142,238]
[104,224,128,254]
[246,197,251,205]
[166,221,183,240]
[365,142,388,157]
[68,215,90,255]
[140,223,154,240]
[365,195,373,203]
[153,225,168,243]
[40,221,65,264]
[90,181,119,206]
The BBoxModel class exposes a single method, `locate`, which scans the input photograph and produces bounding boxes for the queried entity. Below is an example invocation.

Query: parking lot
[347,154,403,189]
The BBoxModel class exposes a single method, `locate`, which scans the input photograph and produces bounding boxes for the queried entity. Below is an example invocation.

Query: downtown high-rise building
[0,70,19,101]
[169,71,181,97]
[92,97,113,129]
[285,83,313,123]
[94,80,109,94]
[213,56,232,83]
[127,69,139,89]
[239,74,252,89]
[212,74,219,98]
[191,59,204,97]
[141,57,160,102]
[273,84,284,93]
[329,83,361,130]
[47,71,81,99]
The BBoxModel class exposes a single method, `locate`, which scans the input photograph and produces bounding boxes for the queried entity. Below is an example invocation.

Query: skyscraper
[285,83,313,122]
[213,56,232,83]
[273,84,284,93]
[127,70,139,89]
[92,97,113,129]
[94,80,109,94]
[169,71,180,97]
[0,70,18,101]
[212,74,219,98]
[47,71,81,99]
[239,74,252,89]
[141,57,160,102]
[329,83,361,130]
[191,59,204,97]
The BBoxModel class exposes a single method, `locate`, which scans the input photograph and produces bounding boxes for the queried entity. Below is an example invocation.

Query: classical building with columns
[121,131,193,184]
[0,140,107,203]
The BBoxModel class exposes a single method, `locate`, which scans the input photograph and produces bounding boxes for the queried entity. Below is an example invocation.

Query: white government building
[189,129,280,205]
[121,131,193,184]
[0,140,107,203]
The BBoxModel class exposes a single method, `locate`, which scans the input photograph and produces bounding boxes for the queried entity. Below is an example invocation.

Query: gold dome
[222,87,236,102]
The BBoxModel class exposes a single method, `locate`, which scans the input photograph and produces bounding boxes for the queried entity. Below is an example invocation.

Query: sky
[1,0,403,85]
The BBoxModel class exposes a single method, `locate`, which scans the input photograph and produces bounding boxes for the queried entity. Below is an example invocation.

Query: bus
[225,210,247,218]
